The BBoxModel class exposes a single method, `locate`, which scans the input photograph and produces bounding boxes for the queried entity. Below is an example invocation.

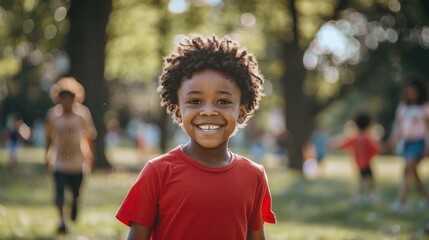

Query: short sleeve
[396,103,404,117]
[423,103,429,118]
[78,105,97,139]
[116,162,161,228]
[261,169,276,224]
[339,137,355,152]
[248,167,276,231]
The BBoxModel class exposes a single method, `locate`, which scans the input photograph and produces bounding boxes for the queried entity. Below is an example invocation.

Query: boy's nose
[199,104,219,116]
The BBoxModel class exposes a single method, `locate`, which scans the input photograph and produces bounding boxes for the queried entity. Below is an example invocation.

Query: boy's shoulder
[231,152,265,169]
[145,147,188,170]
[46,104,86,119]
[46,105,61,120]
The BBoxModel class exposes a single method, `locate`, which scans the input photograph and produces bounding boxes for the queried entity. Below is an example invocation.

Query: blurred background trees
[66,0,112,168]
[0,0,428,170]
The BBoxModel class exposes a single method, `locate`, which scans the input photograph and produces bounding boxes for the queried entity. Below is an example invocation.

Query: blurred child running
[331,111,381,203]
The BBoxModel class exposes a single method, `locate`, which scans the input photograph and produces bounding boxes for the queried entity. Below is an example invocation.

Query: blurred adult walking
[45,77,96,233]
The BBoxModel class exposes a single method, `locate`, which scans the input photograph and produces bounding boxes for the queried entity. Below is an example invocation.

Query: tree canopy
[1,0,428,170]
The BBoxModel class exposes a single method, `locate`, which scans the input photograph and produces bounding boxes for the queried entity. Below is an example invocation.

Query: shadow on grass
[0,160,133,240]
[0,162,52,207]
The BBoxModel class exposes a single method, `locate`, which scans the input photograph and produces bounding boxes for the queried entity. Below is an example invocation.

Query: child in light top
[388,74,429,210]
[116,34,276,240]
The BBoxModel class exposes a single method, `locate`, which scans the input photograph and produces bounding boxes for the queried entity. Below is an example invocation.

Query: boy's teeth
[199,125,220,130]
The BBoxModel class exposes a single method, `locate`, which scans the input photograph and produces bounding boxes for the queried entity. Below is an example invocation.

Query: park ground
[0,147,428,240]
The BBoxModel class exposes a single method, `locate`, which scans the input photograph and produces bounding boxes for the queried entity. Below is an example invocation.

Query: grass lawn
[0,147,428,239]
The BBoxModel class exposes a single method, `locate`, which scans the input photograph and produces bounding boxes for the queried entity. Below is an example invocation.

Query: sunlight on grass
[0,147,428,239]
[263,154,428,240]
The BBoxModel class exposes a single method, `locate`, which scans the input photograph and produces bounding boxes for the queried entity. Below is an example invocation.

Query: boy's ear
[237,105,247,124]
[174,105,182,124]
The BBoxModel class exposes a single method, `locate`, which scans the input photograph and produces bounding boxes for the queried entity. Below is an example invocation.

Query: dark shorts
[53,171,83,205]
[359,166,373,178]
[403,138,426,162]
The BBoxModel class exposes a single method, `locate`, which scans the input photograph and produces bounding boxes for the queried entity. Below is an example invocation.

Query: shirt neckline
[176,146,237,173]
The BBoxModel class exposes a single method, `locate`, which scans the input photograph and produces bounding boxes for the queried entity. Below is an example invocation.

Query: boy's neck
[62,108,73,115]
[358,129,369,134]
[181,142,231,168]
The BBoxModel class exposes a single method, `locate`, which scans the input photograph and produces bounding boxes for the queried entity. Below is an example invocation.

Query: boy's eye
[188,99,201,104]
[218,99,231,105]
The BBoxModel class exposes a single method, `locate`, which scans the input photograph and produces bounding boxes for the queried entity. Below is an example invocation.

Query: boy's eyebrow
[217,90,233,96]
[185,90,233,96]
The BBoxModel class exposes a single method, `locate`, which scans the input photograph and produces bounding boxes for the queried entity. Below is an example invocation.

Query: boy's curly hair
[353,111,372,131]
[157,34,265,127]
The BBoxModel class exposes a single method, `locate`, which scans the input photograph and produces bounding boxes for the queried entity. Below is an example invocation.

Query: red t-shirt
[116,147,276,239]
[339,133,380,170]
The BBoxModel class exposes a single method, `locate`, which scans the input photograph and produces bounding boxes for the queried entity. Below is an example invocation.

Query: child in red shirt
[116,35,276,240]
[332,111,380,203]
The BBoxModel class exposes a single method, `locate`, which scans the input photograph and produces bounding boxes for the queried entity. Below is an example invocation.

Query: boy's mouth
[198,124,221,131]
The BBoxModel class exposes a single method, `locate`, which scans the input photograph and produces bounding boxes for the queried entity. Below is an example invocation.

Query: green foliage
[0,0,67,79]
[105,0,270,84]
[106,3,162,82]
[0,56,21,78]
[1,0,429,161]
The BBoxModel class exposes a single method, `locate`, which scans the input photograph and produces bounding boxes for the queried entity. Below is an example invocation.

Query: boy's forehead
[182,70,237,86]
[178,71,242,98]
[182,70,235,84]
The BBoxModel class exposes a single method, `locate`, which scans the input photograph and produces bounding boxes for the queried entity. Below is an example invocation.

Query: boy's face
[404,85,418,103]
[176,69,246,149]
[59,94,75,112]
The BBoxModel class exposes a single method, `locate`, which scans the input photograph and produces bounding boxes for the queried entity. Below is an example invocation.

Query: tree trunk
[281,41,315,170]
[66,0,112,169]
[156,4,172,153]
[281,0,315,170]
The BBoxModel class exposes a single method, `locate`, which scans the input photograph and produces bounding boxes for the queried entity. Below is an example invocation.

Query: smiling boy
[116,35,276,240]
